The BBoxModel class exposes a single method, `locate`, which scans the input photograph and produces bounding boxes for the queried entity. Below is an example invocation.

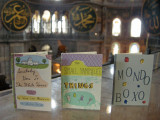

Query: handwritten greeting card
[13,52,52,111]
[61,53,102,110]
[112,54,154,105]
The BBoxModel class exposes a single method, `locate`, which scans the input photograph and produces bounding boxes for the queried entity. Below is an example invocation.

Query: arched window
[62,15,68,34]
[52,11,58,33]
[131,18,141,37]
[58,20,61,33]
[129,43,140,53]
[112,18,121,36]
[32,10,40,33]
[112,42,120,55]
[42,10,51,33]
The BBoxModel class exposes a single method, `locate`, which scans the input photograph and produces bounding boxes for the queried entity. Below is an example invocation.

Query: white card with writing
[112,54,154,105]
[13,52,52,111]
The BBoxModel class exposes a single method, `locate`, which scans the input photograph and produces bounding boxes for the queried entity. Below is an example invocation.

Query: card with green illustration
[13,52,52,111]
[61,53,102,110]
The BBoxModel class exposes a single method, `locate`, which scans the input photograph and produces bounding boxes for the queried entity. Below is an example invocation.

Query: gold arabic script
[71,5,96,31]
[3,2,30,30]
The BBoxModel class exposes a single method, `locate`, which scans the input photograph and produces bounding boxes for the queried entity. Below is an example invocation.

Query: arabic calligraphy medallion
[1,0,31,32]
[69,4,97,32]
[142,0,160,34]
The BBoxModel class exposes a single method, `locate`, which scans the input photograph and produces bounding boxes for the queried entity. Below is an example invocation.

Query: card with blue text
[13,52,52,111]
[113,54,154,105]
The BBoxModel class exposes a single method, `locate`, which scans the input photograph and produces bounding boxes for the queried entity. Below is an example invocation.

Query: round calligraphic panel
[69,4,97,32]
[142,0,160,35]
[1,0,31,32]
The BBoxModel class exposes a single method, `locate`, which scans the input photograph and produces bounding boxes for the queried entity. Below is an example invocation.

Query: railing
[0,89,12,97]
[151,50,160,70]
[0,32,104,41]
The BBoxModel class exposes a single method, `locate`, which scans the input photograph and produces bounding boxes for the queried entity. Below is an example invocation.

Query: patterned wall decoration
[69,4,97,32]
[142,0,160,34]
[1,0,31,32]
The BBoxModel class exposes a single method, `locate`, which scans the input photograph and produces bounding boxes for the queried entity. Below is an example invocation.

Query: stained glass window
[42,10,51,33]
[112,42,120,55]
[129,43,140,53]
[32,10,40,33]
[112,18,121,36]
[131,18,141,37]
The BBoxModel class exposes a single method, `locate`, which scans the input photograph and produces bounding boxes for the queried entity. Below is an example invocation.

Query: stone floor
[0,64,160,120]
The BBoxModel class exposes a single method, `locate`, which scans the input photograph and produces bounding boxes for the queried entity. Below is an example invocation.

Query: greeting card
[112,54,154,105]
[61,53,102,110]
[12,52,52,111]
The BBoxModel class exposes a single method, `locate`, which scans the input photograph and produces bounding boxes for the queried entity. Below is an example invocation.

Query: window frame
[112,18,121,37]
[130,18,142,38]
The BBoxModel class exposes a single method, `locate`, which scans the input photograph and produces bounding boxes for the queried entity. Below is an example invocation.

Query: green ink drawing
[16,57,21,64]
[42,59,46,64]
[64,91,95,106]
[15,55,49,69]
[16,64,48,69]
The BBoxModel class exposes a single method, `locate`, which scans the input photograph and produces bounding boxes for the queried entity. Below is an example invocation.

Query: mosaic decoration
[61,53,102,110]
[113,54,154,105]
[142,0,160,34]
[12,52,52,111]
[69,4,97,32]
[1,0,31,32]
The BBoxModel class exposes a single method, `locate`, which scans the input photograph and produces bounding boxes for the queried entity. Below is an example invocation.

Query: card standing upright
[61,53,102,110]
[12,52,52,111]
[112,54,154,105]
